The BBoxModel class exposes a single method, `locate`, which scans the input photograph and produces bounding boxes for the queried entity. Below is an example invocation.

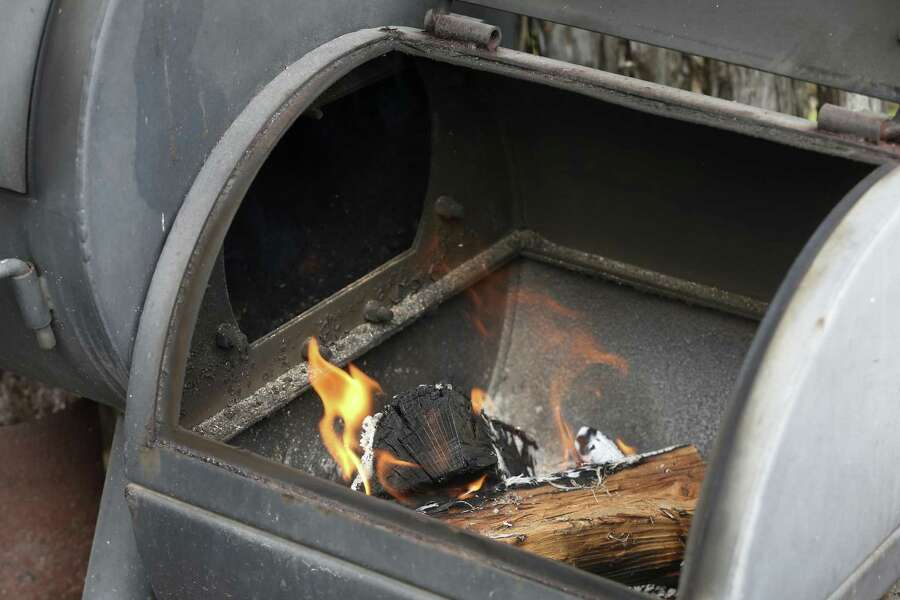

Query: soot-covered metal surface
[224,57,430,341]
[234,258,756,478]
[489,260,756,472]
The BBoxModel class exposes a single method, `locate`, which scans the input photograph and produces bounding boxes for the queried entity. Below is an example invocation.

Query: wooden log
[434,445,704,586]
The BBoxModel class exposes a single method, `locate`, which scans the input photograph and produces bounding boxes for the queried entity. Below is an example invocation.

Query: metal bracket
[424,9,501,51]
[818,104,900,143]
[0,258,56,350]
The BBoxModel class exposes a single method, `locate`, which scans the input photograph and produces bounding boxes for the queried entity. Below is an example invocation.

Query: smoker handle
[0,258,56,350]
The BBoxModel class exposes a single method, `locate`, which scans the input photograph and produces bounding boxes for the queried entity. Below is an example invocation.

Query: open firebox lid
[465,0,900,103]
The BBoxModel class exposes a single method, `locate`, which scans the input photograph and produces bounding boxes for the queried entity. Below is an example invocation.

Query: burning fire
[374,449,421,502]
[306,337,381,495]
[547,330,629,466]
[615,437,637,456]
[307,343,481,503]
[470,387,495,416]
[457,474,487,500]
[465,273,630,467]
[307,266,631,500]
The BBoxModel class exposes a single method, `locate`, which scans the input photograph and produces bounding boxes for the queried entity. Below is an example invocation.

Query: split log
[434,445,704,586]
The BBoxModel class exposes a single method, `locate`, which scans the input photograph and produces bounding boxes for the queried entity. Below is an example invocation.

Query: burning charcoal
[574,426,624,464]
[360,384,537,501]
[373,384,498,498]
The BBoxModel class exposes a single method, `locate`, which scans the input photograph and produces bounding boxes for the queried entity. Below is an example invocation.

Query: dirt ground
[0,369,77,425]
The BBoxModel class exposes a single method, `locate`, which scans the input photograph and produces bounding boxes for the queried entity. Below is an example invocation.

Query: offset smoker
[1,2,899,599]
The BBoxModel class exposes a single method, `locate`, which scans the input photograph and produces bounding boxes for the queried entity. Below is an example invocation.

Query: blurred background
[518,17,898,119]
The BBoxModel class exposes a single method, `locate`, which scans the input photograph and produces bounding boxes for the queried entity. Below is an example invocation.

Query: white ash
[502,445,681,490]
[417,445,684,514]
[575,426,624,464]
[491,443,509,478]
[481,416,509,477]
[632,584,677,599]
[351,412,382,492]
[481,412,536,479]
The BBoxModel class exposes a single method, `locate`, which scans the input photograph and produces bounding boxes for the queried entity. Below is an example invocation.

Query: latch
[424,2,501,51]
[817,103,900,144]
[0,258,56,350]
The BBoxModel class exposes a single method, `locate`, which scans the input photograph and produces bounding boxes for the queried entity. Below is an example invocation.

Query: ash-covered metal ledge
[193,229,764,442]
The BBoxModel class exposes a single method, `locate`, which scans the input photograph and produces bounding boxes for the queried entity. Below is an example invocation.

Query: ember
[373,449,420,502]
[367,384,535,502]
[469,387,494,415]
[616,437,638,456]
[456,474,487,500]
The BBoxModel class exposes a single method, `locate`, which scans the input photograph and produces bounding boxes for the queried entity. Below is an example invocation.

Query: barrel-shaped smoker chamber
[115,27,900,600]
[1,1,898,597]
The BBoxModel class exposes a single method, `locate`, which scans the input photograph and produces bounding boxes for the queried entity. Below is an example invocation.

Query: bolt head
[434,195,465,220]
[363,299,394,323]
[215,323,247,352]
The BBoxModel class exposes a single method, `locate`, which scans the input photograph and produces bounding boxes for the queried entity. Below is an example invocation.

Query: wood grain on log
[437,445,705,586]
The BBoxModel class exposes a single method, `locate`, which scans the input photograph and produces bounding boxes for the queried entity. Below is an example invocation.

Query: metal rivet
[363,299,394,323]
[434,195,465,220]
[216,323,248,352]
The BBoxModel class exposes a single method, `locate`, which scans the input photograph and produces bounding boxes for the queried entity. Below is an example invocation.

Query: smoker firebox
[123,26,900,600]
[180,42,871,485]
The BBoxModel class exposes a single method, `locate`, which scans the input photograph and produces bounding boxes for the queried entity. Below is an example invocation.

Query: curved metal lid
[680,165,900,599]
[465,0,900,103]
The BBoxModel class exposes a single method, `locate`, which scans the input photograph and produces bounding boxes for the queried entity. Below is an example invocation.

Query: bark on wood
[436,445,705,586]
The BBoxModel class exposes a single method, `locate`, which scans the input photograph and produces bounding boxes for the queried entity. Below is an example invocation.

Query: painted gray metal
[122,26,900,599]
[680,165,900,600]
[83,416,155,600]
[0,0,52,193]
[0,0,896,409]
[122,27,642,600]
[0,0,437,405]
[127,486,448,600]
[462,0,900,103]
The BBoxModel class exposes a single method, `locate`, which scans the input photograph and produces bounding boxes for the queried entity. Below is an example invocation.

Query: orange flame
[470,387,496,416]
[307,337,381,495]
[374,449,421,502]
[615,437,637,456]
[464,272,630,467]
[547,329,629,466]
[457,474,488,500]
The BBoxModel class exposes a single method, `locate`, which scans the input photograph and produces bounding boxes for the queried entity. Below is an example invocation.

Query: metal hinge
[817,104,900,144]
[424,2,501,51]
[0,258,56,350]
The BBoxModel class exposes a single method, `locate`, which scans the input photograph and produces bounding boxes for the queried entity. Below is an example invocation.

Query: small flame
[463,273,631,467]
[470,387,496,416]
[547,329,629,467]
[375,449,421,502]
[615,437,637,456]
[307,337,381,495]
[457,474,488,500]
